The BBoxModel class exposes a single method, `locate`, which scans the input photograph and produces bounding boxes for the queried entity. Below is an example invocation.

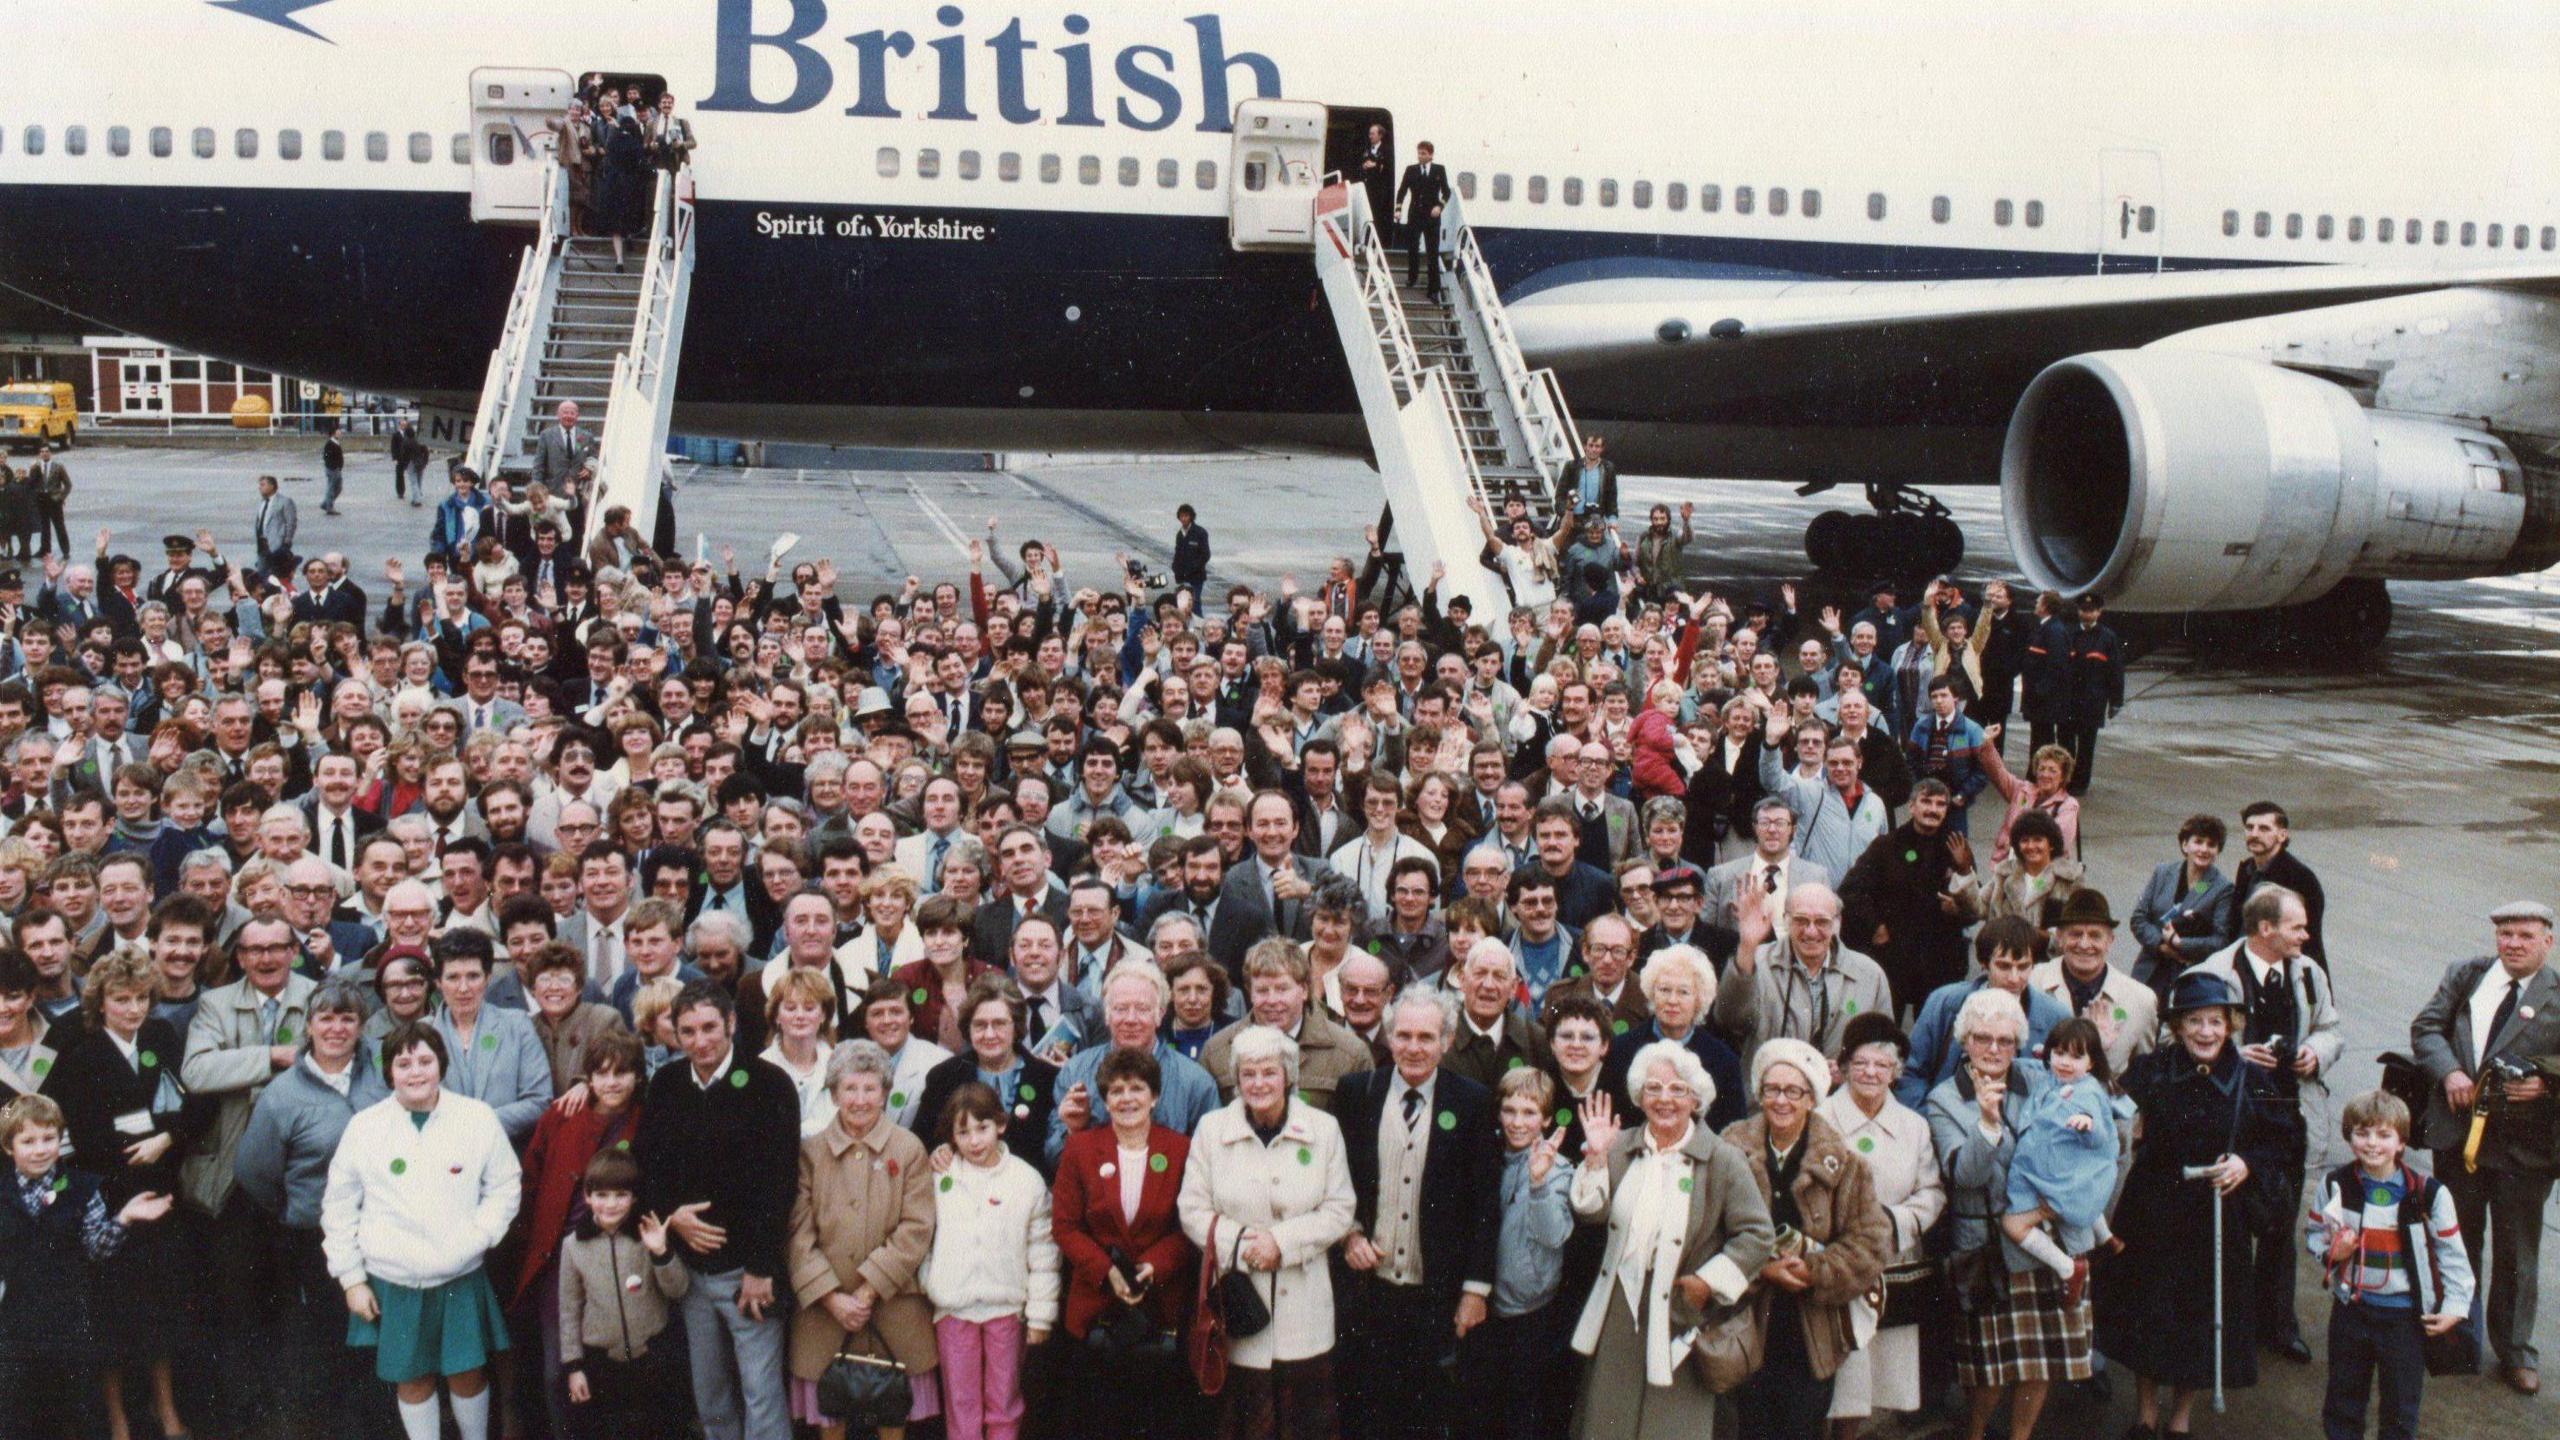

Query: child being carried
[1999,1018,2130,1305]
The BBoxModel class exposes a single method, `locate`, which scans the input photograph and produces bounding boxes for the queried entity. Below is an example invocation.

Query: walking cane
[2180,1160,2228,1414]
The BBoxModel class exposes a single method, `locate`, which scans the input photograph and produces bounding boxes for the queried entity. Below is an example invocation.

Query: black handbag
[1217,1226,1273,1340]
[1876,1259,1946,1330]
[814,1343,912,1428]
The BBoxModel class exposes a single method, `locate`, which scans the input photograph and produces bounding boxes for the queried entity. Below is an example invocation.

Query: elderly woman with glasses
[1927,987,2083,1440]
[1567,1038,1774,1440]
[1720,1037,1890,1440]
[1816,1013,1945,1438]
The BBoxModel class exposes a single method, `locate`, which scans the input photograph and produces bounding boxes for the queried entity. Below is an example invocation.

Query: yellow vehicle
[0,381,75,450]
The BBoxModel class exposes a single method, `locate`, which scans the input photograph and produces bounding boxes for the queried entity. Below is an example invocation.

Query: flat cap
[2491,900,2557,926]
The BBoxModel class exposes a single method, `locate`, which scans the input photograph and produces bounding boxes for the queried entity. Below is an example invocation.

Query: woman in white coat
[322,1019,524,1440]
[1817,1013,1948,1439]
[1566,1038,1775,1440]
[1177,1024,1356,1440]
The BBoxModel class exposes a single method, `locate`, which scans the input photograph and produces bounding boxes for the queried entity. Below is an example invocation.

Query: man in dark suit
[1395,140,1452,300]
[1208,790,1336,977]
[289,555,367,628]
[1357,122,1395,244]
[2234,799,2328,971]
[1169,502,1210,609]
[970,822,1069,966]
[1334,986,1501,1440]
[2410,901,2560,1395]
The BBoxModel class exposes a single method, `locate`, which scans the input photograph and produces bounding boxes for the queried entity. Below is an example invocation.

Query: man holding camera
[2190,883,2340,1365]
[2411,900,2560,1394]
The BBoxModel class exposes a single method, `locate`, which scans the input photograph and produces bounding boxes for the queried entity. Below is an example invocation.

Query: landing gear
[1804,482,1966,580]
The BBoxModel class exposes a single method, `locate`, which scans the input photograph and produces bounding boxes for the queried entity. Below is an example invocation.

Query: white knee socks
[397,1394,441,1440]
[452,1385,491,1440]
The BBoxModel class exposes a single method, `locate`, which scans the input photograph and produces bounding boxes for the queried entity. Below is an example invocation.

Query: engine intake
[2000,349,2556,611]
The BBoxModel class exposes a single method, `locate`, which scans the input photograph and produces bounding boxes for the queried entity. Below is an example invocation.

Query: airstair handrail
[1337,186,1496,518]
[586,167,695,548]
[1443,192,1582,487]
[466,157,568,480]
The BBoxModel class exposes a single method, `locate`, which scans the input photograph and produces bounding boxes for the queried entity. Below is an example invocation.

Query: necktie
[1761,863,1779,894]
[709,890,729,911]
[595,928,618,984]
[1027,995,1049,1040]
[929,835,950,890]
[2486,978,2521,1059]
[473,703,489,732]
[258,996,281,1044]
[328,815,348,870]
[1582,801,1599,822]
[1401,1085,1422,1132]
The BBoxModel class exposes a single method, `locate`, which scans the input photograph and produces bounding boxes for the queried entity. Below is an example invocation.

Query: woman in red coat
[1051,1046,1198,1439]
[511,1030,645,1438]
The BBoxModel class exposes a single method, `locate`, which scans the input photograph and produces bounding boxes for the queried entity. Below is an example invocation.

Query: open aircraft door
[1228,99,1330,251]
[470,67,574,224]
[2098,148,2164,275]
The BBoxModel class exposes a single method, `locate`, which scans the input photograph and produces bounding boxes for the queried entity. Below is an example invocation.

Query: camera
[2484,1052,2538,1092]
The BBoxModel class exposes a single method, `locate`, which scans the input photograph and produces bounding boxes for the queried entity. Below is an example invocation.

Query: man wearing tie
[2411,901,2560,1396]
[1358,121,1395,244]
[1395,141,1453,300]
[454,657,526,737]
[303,752,382,880]
[534,400,597,495]
[251,474,298,587]
[1210,790,1337,974]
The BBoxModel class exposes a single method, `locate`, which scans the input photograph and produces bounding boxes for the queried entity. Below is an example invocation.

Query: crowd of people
[550,74,697,269]
[0,448,2546,1440]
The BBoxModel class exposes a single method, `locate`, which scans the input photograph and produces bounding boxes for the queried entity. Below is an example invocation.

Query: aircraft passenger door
[1229,98,1330,251]
[2097,148,2163,275]
[470,66,575,224]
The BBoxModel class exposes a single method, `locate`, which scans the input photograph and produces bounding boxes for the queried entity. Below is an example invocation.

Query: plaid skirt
[1956,1267,2092,1387]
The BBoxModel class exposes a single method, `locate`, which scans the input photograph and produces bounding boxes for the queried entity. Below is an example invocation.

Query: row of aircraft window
[17,123,2549,253]
[10,123,466,165]
[2223,207,2556,251]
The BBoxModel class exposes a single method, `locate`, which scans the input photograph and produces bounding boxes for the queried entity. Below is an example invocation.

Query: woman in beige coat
[1568,1038,1775,1440]
[1177,1025,1356,1440]
[786,1041,939,1440]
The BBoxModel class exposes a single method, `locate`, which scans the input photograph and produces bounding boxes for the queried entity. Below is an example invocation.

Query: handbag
[1186,1218,1235,1396]
[1215,1225,1273,1340]
[813,1342,912,1428]
[1876,1258,1946,1331]
[1686,1297,1766,1394]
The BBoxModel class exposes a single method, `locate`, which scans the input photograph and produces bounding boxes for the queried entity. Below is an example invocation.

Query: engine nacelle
[2000,349,2560,612]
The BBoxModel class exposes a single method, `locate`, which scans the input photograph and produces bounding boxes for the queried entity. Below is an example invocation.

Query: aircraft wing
[1505,263,2560,436]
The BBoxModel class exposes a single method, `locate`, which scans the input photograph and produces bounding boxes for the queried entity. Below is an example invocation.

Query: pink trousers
[934,1313,1027,1440]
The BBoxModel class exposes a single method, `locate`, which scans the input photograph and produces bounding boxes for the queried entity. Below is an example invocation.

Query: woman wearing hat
[2098,970,2302,1440]
[1719,1037,1890,1440]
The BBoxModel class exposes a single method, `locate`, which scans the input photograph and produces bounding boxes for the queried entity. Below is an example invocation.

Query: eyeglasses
[285,884,335,897]
[1969,1034,2020,1051]
[1758,1083,1813,1103]
[1638,1082,1693,1099]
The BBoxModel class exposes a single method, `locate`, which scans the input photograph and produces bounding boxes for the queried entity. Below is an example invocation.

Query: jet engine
[2000,349,2560,611]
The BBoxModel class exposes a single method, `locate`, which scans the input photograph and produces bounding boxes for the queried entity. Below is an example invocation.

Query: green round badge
[1436,1111,1456,1132]
[389,1159,408,1176]
[51,1175,69,1193]
[1855,1136,1875,1154]
[1611,1019,1630,1036]
[2112,1006,2128,1022]
[139,1051,158,1069]
[729,1070,748,1089]
[1844,999,1859,1016]
[1506,1056,1525,1071]
[30,1056,47,1076]
[1148,1152,1169,1173]
[1297,1147,1313,1165]
[912,987,930,1006]
[615,1138,631,1151]
[2368,1185,2392,1207]
[890,1091,908,1108]
[1677,1175,1694,1193]
[1568,964,1586,978]
[938,1175,954,1193]
[1556,1107,1573,1128]
[482,1033,499,1051]
[1904,850,1919,864]
[274,1028,293,1045]
[1019,1083,1037,1102]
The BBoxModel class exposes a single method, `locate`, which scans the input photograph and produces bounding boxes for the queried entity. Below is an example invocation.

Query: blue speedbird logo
[207,0,336,42]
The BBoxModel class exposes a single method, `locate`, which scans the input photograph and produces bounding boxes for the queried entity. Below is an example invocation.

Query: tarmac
[53,435,2560,1437]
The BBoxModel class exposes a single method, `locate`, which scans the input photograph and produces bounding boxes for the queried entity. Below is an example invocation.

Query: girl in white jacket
[921,1081,1060,1440]
[321,1020,523,1440]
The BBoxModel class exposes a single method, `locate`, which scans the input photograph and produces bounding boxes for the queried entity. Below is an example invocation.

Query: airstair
[464,157,696,549]
[1310,182,1583,621]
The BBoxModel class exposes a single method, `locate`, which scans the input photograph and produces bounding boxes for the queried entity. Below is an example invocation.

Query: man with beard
[2233,799,2328,971]
[1837,779,1977,1003]
[416,752,485,852]
[1139,834,1226,935]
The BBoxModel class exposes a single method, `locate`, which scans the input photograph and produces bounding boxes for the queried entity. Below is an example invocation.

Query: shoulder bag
[1687,1296,1766,1394]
